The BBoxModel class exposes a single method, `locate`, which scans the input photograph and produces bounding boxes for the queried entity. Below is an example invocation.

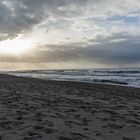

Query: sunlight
[0,37,34,55]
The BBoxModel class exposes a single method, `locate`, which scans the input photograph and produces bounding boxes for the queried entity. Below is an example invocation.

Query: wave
[5,68,140,88]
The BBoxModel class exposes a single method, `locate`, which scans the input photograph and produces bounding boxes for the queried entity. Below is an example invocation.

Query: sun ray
[0,36,34,55]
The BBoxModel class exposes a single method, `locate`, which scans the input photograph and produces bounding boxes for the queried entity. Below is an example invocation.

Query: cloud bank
[0,0,140,69]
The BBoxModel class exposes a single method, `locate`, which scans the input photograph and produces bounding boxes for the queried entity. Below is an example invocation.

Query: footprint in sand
[58,136,73,140]
[122,136,136,140]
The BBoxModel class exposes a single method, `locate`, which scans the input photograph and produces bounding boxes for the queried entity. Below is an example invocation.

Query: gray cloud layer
[0,0,90,34]
[0,0,45,34]
[0,0,140,68]
[1,33,140,67]
[0,0,139,34]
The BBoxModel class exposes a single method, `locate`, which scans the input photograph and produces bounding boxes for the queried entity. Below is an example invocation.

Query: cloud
[0,0,45,34]
[0,34,18,41]
[0,0,140,35]
[0,0,140,69]
[0,32,140,68]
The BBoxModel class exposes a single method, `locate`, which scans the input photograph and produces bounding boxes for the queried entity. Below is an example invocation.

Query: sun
[0,36,34,55]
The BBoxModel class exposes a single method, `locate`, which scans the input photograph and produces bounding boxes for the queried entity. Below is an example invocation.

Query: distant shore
[0,74,140,140]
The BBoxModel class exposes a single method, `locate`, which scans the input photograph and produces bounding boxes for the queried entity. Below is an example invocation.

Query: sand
[0,74,139,140]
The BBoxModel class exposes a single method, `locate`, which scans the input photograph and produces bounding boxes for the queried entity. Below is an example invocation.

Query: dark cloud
[0,34,18,41]
[0,0,45,34]
[0,0,90,35]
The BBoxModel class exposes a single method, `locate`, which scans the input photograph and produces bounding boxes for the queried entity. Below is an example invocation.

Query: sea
[5,68,140,88]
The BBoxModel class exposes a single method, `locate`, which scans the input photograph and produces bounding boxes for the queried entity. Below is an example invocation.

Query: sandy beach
[0,74,140,140]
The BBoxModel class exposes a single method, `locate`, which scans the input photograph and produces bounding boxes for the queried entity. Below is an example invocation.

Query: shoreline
[0,74,140,140]
[5,73,140,90]
[4,67,140,89]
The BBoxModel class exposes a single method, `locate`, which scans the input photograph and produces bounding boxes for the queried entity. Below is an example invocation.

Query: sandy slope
[0,74,140,140]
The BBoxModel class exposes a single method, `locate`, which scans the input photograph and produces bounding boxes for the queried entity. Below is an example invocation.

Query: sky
[0,0,140,70]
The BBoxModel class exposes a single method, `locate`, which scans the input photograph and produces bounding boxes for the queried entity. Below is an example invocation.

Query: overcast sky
[0,0,140,70]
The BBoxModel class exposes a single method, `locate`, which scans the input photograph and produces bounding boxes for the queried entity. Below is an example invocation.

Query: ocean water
[6,68,140,88]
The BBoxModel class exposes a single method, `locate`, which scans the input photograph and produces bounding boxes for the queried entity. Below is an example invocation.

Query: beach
[0,74,140,140]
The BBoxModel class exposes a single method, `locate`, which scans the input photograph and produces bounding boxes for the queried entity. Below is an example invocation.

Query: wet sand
[0,74,140,140]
